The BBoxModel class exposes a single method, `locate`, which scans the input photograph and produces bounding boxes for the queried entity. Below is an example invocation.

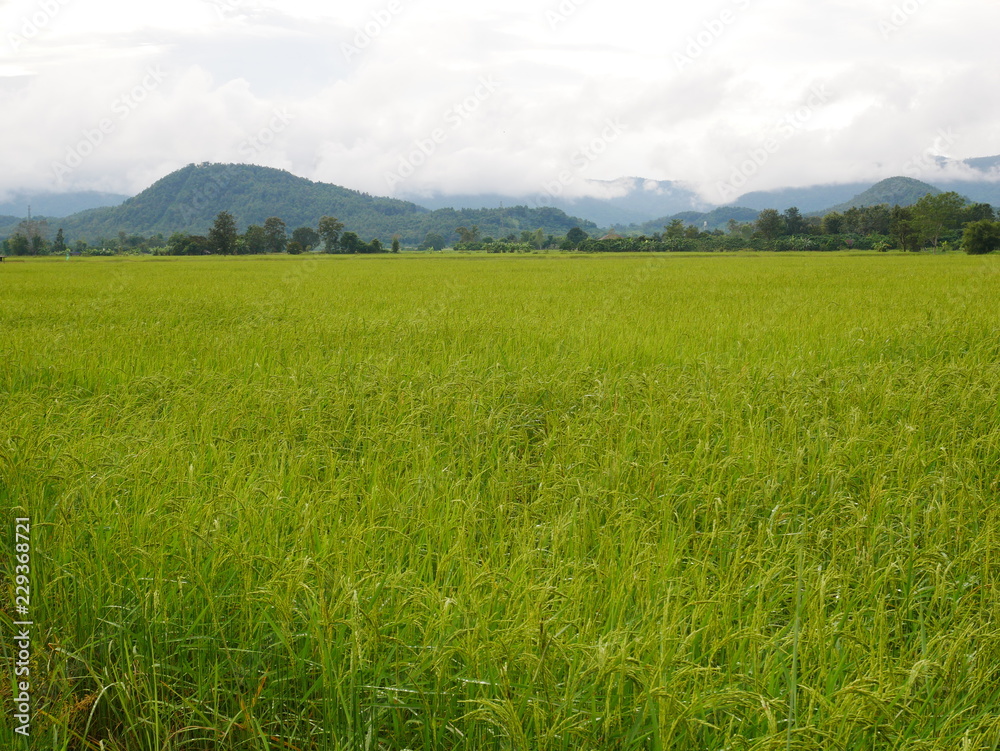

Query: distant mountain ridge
[816,177,943,215]
[399,177,710,227]
[6,154,1000,243]
[55,163,599,245]
[729,155,1000,215]
[949,154,1000,174]
[0,190,128,219]
[634,206,761,234]
[727,183,872,213]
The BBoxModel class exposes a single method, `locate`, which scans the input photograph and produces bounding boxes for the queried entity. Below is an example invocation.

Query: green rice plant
[1,252,999,750]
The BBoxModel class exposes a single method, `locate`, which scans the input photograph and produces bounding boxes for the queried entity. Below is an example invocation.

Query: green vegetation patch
[2,253,1000,750]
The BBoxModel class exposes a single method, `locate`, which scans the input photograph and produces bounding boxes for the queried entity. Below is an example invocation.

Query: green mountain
[818,177,943,215]
[635,206,760,234]
[0,215,21,238]
[55,163,598,245]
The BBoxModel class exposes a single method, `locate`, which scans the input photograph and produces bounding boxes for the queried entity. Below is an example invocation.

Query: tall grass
[2,252,1000,750]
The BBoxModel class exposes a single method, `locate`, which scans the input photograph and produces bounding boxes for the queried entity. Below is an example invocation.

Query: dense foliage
[572,194,995,254]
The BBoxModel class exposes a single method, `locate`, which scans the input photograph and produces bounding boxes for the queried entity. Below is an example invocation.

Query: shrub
[962,220,1000,255]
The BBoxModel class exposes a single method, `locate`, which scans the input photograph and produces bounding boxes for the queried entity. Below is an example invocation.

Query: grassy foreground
[2,252,1000,750]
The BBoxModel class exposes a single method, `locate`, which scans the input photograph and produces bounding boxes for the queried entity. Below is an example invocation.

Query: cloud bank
[2,0,998,203]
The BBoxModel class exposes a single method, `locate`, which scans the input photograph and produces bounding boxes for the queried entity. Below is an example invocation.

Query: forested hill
[57,163,598,244]
[59,163,425,240]
[816,176,943,215]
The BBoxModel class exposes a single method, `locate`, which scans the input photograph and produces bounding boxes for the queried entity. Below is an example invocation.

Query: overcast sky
[2,0,998,204]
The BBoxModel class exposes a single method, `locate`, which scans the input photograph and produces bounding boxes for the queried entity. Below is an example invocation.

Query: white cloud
[2,0,999,202]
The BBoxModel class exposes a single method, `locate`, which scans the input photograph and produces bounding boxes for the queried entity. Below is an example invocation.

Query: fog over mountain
[3,1,999,204]
[6,154,1000,237]
[0,191,128,218]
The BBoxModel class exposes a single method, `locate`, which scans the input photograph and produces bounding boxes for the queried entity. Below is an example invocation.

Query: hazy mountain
[54,163,598,245]
[0,190,128,218]
[8,156,1000,245]
[934,179,1000,206]
[725,156,1000,214]
[728,183,872,213]
[958,154,1000,174]
[0,216,21,239]
[817,177,943,215]
[902,155,1000,205]
[400,177,710,227]
[636,206,761,234]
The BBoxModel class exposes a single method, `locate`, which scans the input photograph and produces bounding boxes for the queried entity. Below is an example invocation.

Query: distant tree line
[411,194,1000,255]
[565,193,999,254]
[0,212,402,257]
[162,212,398,256]
[4,192,999,257]
[742,193,994,252]
[438,224,571,252]
[0,220,170,257]
[1,218,72,256]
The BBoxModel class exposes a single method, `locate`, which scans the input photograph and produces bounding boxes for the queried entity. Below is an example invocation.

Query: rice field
[2,251,1000,750]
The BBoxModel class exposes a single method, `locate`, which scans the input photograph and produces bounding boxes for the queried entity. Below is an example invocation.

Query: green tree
[420,232,446,251]
[167,234,212,255]
[841,207,863,235]
[368,238,383,253]
[889,206,918,251]
[963,203,995,224]
[243,225,268,254]
[17,217,48,245]
[664,219,685,238]
[167,232,189,255]
[783,207,806,235]
[912,191,966,248]
[727,219,753,238]
[286,240,304,255]
[456,225,480,244]
[318,216,345,253]
[7,234,30,256]
[821,212,844,235]
[566,227,588,246]
[53,228,67,254]
[754,209,783,240]
[292,226,320,251]
[962,203,997,224]
[842,205,890,235]
[391,236,401,253]
[962,220,1000,255]
[209,211,239,255]
[263,217,287,253]
[339,231,364,254]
